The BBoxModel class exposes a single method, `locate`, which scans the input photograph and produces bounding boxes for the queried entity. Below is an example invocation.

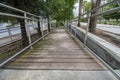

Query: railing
[66,0,120,79]
[72,0,120,50]
[0,3,50,67]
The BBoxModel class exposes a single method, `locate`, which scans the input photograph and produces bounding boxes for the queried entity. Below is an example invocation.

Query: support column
[84,13,91,47]
[24,13,33,49]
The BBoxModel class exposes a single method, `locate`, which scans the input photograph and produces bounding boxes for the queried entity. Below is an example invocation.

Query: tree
[89,0,101,33]
[50,0,76,27]
[43,0,51,32]
[78,0,83,27]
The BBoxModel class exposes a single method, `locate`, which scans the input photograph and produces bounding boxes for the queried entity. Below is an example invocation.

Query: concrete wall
[67,24,120,70]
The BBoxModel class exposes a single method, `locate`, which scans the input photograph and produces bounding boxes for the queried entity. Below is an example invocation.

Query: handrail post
[7,26,13,42]
[41,17,44,36]
[47,19,49,33]
[84,13,91,47]
[74,28,76,37]
[40,16,44,40]
[24,13,33,49]
[39,16,42,36]
[67,22,70,32]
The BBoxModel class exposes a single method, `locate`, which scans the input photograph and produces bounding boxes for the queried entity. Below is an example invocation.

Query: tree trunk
[89,0,101,33]
[37,19,42,36]
[13,0,29,47]
[36,7,42,36]
[47,16,50,32]
[19,19,29,47]
[78,0,83,27]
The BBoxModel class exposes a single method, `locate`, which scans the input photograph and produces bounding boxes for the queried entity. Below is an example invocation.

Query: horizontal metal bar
[26,13,38,18]
[81,0,119,16]
[0,3,25,13]
[0,12,25,18]
[74,0,119,20]
[0,32,49,67]
[0,3,38,18]
[85,7,120,19]
[73,6,120,21]
[0,12,39,21]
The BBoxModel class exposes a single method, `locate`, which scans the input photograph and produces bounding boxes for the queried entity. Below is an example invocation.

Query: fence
[0,3,50,67]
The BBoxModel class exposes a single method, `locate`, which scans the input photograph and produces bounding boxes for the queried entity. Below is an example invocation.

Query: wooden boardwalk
[0,29,117,80]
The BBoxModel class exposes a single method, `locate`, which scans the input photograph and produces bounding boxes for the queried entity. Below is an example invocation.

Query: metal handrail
[0,3,42,48]
[0,33,49,67]
[0,3,49,68]
[0,3,40,22]
[79,0,120,46]
[0,3,38,18]
[81,0,119,16]
[0,12,25,19]
[68,0,120,79]
[85,7,120,19]
[72,0,120,46]
[0,12,39,21]
[74,0,119,19]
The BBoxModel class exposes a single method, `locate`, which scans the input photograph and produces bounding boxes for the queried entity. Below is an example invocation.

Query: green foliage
[0,0,76,23]
[103,1,120,21]
[83,1,91,12]
[50,0,76,22]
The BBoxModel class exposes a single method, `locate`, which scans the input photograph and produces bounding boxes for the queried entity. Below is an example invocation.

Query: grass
[0,33,51,61]
[57,26,64,29]
[0,51,14,60]
[19,33,50,56]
